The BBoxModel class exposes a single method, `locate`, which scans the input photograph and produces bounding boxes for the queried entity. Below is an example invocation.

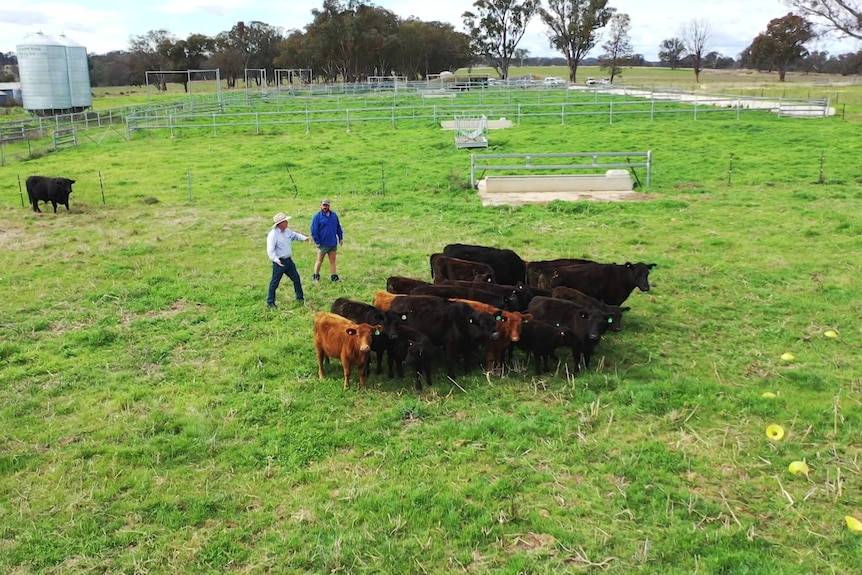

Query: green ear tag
[607,318,613,324]
[375,329,381,336]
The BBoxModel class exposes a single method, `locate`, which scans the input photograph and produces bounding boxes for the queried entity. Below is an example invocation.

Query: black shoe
[267,303,277,308]
[312,274,320,281]
[331,274,340,282]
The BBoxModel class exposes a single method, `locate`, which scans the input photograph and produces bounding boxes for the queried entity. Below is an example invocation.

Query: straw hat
[272,212,292,226]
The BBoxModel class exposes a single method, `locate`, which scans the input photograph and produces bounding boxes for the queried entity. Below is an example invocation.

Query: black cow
[551,286,630,332]
[549,262,657,306]
[388,324,435,390]
[527,296,611,371]
[25,176,76,213]
[442,279,541,312]
[442,243,527,286]
[430,253,497,283]
[526,258,596,287]
[386,276,430,294]
[389,296,499,379]
[410,283,514,311]
[513,320,577,374]
[331,298,400,376]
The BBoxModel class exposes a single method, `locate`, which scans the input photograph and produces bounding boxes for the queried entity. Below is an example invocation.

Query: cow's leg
[316,345,326,380]
[357,356,370,389]
[343,362,352,390]
[32,201,41,213]
[51,201,59,213]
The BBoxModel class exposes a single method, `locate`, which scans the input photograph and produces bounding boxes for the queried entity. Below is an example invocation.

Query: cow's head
[625,262,657,292]
[57,178,76,199]
[577,308,607,341]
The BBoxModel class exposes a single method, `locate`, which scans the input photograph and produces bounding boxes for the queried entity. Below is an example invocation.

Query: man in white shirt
[266,212,311,307]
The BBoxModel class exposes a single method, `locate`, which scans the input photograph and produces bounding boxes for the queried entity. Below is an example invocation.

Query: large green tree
[462,0,540,80]
[658,37,686,69]
[539,0,615,83]
[749,13,815,81]
[127,30,177,90]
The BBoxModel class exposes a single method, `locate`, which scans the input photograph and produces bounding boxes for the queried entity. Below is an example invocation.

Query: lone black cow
[26,176,76,213]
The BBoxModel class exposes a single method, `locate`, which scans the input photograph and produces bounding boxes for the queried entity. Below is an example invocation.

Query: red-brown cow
[314,312,382,390]
[373,290,402,312]
[449,298,532,372]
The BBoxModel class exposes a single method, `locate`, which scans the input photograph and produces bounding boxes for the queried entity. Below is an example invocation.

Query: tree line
[2,0,861,89]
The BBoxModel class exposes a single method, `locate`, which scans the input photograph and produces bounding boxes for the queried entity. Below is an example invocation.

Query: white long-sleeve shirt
[267,227,308,263]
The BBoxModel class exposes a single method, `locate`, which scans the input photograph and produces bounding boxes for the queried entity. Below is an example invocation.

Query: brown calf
[449,298,532,371]
[314,312,382,389]
[373,290,402,311]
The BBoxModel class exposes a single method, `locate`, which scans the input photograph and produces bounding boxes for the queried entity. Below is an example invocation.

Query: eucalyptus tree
[128,30,177,90]
[353,3,401,78]
[782,0,862,40]
[210,33,244,88]
[274,29,325,82]
[462,0,540,80]
[396,20,472,79]
[658,37,686,69]
[539,0,615,83]
[749,13,814,80]
[304,0,400,82]
[598,13,633,82]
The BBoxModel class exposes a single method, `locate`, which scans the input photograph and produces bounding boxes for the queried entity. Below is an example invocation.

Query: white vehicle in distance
[542,76,566,86]
[585,77,597,85]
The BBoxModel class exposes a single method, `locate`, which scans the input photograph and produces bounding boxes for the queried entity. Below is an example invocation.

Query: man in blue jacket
[311,198,344,282]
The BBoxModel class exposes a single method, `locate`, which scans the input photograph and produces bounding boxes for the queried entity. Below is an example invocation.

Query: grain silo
[58,34,93,111]
[16,32,93,115]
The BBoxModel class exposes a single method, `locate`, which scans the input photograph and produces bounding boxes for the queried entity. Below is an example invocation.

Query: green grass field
[1,76,861,573]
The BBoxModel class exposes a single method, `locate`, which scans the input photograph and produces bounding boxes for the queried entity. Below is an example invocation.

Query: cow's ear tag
[374,329,381,336]
[607,318,613,324]
[495,314,502,320]
[555,323,560,327]
[401,314,407,320]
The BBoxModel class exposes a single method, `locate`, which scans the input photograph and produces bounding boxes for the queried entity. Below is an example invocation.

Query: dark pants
[268,258,304,304]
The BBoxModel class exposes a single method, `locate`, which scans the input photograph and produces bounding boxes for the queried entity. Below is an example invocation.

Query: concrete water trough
[476,170,643,206]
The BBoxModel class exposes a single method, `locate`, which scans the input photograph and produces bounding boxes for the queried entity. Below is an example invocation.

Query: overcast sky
[1,0,858,61]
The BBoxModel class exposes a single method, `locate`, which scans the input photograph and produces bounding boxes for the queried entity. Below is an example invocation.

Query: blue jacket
[311,209,343,246]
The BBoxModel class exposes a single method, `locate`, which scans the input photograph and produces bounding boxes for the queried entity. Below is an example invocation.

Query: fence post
[609,101,613,124]
[187,169,193,201]
[99,170,106,204]
[346,109,351,133]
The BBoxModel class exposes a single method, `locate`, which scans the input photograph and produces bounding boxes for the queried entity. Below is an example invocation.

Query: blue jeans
[268,258,304,304]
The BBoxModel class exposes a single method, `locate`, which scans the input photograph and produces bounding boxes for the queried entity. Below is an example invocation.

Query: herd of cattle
[314,243,657,390]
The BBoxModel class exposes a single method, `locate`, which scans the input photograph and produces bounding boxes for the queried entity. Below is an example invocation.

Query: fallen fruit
[766,424,785,441]
[845,515,862,533]
[762,392,777,399]
[788,461,809,476]
[824,330,839,339]
[781,352,795,361]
